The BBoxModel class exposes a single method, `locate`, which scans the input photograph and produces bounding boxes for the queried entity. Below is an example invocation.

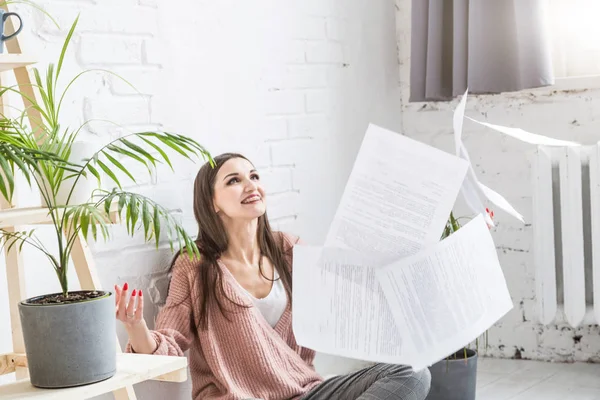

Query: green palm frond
[79,132,213,190]
[63,203,112,243]
[61,189,200,261]
[0,141,78,202]
[99,188,199,259]
[0,115,83,204]
[0,229,53,263]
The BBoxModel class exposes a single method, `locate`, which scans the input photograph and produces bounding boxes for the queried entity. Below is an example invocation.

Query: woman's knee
[384,364,431,399]
[411,367,431,398]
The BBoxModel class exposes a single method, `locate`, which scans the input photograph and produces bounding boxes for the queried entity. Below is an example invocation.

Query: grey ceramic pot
[425,348,478,400]
[18,290,116,388]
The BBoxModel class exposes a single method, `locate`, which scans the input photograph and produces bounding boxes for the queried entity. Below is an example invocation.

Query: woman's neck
[221,218,260,266]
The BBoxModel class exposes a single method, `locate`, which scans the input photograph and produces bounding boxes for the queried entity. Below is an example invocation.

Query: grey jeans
[300,363,431,400]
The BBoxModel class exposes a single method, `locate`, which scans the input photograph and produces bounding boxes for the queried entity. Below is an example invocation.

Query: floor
[477,357,600,399]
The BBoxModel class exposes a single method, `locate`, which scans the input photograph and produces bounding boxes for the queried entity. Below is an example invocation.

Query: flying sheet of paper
[376,215,513,370]
[292,245,406,364]
[453,90,524,224]
[324,123,469,263]
[465,116,581,147]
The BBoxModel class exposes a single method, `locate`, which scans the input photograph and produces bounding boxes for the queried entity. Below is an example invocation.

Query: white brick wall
[268,65,332,89]
[0,0,403,395]
[260,117,288,140]
[271,139,312,167]
[78,34,144,65]
[396,0,600,364]
[141,39,162,65]
[83,96,151,126]
[39,4,158,35]
[261,168,293,194]
[265,91,306,115]
[306,42,344,63]
[305,89,331,113]
[291,17,327,40]
[288,115,329,139]
[326,19,347,41]
[283,41,307,63]
[109,68,162,95]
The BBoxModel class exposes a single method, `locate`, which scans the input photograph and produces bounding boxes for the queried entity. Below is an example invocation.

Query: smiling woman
[113,152,431,400]
[214,157,267,219]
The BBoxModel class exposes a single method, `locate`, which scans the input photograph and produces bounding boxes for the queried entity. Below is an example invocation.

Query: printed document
[293,216,512,369]
[292,122,512,369]
[376,215,513,370]
[324,123,469,263]
[292,245,405,364]
[291,122,472,365]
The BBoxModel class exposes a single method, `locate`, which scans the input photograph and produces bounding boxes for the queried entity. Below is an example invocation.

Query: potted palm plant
[0,17,211,388]
[425,210,493,400]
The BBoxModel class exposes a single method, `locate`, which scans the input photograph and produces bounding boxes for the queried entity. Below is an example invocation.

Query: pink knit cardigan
[126,232,323,400]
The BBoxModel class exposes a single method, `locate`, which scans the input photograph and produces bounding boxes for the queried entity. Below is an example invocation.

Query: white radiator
[532,145,600,328]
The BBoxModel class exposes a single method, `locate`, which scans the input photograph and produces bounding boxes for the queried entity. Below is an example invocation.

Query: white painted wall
[0,0,401,397]
[396,0,600,363]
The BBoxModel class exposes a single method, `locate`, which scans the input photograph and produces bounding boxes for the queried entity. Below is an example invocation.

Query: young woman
[115,152,431,400]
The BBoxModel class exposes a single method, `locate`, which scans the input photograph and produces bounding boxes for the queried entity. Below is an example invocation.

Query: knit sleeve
[279,231,300,257]
[125,256,196,357]
[280,231,301,246]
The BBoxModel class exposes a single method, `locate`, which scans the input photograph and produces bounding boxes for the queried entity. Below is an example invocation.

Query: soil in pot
[426,348,477,400]
[19,290,117,388]
[26,290,107,305]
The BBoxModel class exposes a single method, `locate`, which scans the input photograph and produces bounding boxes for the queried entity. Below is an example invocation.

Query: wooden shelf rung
[0,204,121,229]
[0,54,37,72]
[0,352,27,376]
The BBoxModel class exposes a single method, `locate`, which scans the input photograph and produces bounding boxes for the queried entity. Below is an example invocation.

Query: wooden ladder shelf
[0,5,187,400]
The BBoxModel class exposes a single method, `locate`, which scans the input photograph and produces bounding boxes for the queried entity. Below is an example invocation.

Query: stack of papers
[292,122,514,371]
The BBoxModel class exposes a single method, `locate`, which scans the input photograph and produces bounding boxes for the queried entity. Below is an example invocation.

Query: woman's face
[213,157,266,221]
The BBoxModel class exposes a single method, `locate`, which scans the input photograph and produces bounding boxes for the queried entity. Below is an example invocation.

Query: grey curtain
[409,0,554,102]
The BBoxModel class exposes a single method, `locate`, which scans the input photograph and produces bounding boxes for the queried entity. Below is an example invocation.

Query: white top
[244,269,287,327]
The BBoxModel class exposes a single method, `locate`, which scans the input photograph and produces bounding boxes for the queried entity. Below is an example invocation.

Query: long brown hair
[168,152,293,330]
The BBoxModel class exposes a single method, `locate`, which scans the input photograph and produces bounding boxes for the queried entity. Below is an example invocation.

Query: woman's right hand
[115,283,158,354]
[115,282,145,328]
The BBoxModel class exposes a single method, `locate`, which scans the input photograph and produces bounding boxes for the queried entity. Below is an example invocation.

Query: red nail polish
[132,289,136,296]
[139,289,143,296]
[123,282,129,291]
